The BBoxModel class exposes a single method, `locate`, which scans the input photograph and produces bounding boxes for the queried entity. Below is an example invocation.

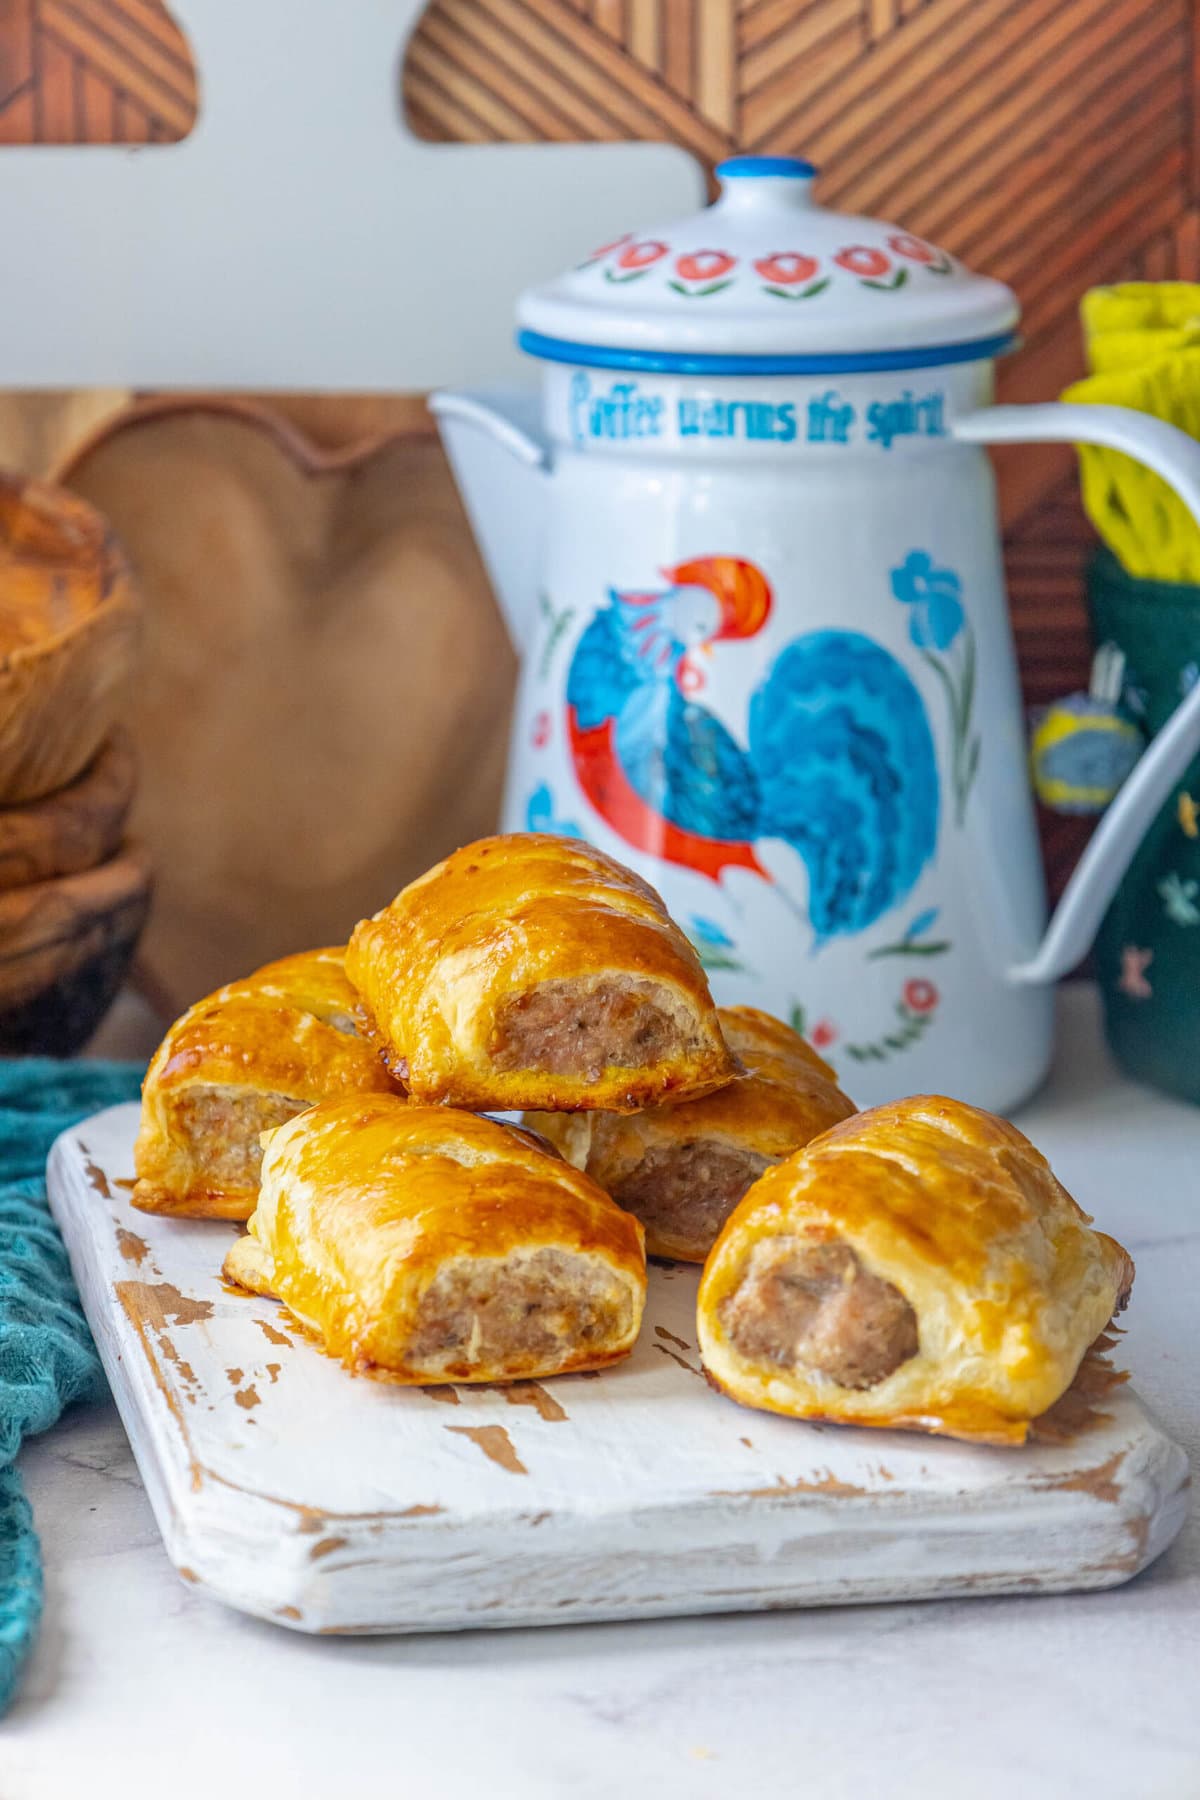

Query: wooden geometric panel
[0,0,196,143]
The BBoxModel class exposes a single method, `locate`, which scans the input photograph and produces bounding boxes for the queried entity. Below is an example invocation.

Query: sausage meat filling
[407,1247,635,1375]
[492,977,686,1081]
[613,1140,773,1255]
[174,1086,311,1188]
[720,1234,918,1389]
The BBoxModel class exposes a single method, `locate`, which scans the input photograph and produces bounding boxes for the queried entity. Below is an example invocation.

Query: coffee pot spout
[429,389,550,651]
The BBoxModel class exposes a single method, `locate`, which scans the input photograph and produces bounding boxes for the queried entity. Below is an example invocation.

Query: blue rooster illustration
[564,555,939,943]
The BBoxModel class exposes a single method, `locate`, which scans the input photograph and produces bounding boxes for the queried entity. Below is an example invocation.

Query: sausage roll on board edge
[527,1006,856,1262]
[223,1095,647,1383]
[697,1096,1134,1445]
[133,947,399,1220]
[346,832,735,1113]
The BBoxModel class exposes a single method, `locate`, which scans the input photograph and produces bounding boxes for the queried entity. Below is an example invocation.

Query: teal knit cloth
[0,1059,144,1715]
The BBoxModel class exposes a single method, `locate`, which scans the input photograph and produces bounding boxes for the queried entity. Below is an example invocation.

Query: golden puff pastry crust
[527,1006,856,1262]
[133,947,399,1221]
[697,1095,1134,1445]
[346,832,734,1113]
[222,1094,647,1382]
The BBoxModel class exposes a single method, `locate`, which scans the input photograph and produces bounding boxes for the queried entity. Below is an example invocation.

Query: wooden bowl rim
[0,835,151,899]
[0,472,137,672]
[53,391,440,490]
[0,726,136,823]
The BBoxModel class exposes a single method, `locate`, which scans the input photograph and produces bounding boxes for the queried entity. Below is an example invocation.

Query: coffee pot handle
[953,402,1200,985]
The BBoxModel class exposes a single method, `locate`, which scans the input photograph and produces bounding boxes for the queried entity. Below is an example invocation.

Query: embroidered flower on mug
[1117,945,1154,1000]
[1158,871,1200,927]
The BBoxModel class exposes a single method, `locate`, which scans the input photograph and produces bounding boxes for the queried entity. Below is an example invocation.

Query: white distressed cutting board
[49,1104,1188,1635]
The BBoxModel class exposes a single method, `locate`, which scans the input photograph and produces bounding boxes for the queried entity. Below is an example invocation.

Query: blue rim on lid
[516,329,1019,377]
[716,155,817,179]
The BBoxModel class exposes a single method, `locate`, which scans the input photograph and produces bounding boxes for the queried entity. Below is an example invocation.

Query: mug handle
[953,402,1200,985]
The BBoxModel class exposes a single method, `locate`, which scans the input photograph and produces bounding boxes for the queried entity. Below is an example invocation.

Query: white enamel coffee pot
[432,156,1200,1110]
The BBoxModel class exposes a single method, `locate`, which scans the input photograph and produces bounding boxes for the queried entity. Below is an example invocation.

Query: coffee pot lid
[517,155,1018,375]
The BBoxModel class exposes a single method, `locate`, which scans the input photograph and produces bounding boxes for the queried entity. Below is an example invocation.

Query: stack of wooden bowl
[0,473,150,1055]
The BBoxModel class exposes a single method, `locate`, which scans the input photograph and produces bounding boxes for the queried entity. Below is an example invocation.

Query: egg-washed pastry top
[346,831,734,1112]
[697,1094,1134,1445]
[223,1094,647,1383]
[133,946,399,1221]
[527,1006,856,1261]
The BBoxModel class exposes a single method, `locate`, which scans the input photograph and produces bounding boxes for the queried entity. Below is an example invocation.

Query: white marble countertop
[6,985,1199,1800]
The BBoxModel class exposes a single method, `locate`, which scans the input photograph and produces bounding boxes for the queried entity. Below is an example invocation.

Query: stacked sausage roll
[133,831,1133,1438]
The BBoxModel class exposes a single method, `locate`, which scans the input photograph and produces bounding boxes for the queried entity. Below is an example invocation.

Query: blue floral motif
[688,915,745,973]
[890,550,965,651]
[691,915,734,948]
[904,906,941,941]
[525,783,580,837]
[891,550,979,825]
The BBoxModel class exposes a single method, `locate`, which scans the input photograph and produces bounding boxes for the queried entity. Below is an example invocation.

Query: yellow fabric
[1066,285,1200,582]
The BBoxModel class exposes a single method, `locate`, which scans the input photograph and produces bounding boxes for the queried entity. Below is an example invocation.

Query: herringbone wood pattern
[2,0,1196,896]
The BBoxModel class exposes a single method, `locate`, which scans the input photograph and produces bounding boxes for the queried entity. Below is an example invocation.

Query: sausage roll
[222,1095,647,1382]
[527,1006,856,1262]
[133,947,399,1220]
[698,1095,1134,1445]
[346,832,734,1113]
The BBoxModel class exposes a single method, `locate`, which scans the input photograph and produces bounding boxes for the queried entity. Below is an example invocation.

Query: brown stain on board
[113,1281,205,1492]
[265,1363,281,1384]
[400,1503,445,1518]
[310,1536,349,1560]
[655,1326,691,1351]
[1033,1451,1126,1505]
[80,1147,110,1198]
[158,1335,198,1394]
[276,1605,303,1621]
[114,1177,136,1191]
[254,1316,293,1349]
[653,1343,703,1377]
[235,1385,261,1411]
[116,1228,150,1266]
[225,1368,244,1386]
[421,1384,460,1405]
[446,1424,528,1475]
[502,1382,567,1423]
[118,1280,214,1327]
[713,1470,869,1500]
[177,1566,199,1583]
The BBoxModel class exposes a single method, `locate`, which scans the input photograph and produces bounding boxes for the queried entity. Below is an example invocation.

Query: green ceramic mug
[1090,546,1200,1104]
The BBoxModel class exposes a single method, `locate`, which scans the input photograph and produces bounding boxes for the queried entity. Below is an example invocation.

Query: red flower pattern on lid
[834,245,893,278]
[617,239,670,270]
[754,252,820,284]
[674,249,737,282]
[588,232,633,261]
[888,233,937,263]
